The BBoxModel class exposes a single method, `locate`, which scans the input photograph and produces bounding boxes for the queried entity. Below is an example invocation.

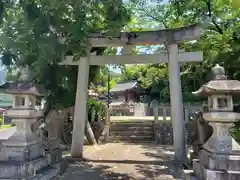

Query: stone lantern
[189,64,240,180]
[0,67,64,179]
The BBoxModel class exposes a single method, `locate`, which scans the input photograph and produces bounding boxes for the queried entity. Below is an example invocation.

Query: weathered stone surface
[47,150,63,165]
[2,142,44,161]
[192,159,202,178]
[189,65,240,180]
[203,122,240,154]
[28,167,59,180]
[0,157,49,178]
[200,149,240,171]
[183,169,199,180]
[204,168,240,180]
[154,121,200,145]
[0,151,66,179]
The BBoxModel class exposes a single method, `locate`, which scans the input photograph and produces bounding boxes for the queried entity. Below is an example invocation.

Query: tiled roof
[110,81,137,92]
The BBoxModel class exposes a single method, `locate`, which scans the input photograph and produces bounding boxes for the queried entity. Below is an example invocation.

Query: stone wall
[147,103,202,116]
[154,120,198,145]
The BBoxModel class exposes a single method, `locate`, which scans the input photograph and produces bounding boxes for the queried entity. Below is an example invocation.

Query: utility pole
[107,66,110,108]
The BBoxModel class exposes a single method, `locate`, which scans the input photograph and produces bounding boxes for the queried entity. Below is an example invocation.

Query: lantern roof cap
[0,67,47,96]
[192,64,240,96]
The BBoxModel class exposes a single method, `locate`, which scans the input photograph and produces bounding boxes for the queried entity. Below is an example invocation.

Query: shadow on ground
[137,143,186,179]
[83,159,183,179]
[61,143,184,180]
[60,161,134,180]
[139,144,176,160]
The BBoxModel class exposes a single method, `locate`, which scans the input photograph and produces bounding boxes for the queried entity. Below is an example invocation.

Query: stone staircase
[108,120,154,143]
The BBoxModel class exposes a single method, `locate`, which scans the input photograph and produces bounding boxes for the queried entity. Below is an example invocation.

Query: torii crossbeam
[59,23,205,161]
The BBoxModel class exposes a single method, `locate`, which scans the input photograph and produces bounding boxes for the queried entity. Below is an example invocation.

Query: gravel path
[61,143,183,180]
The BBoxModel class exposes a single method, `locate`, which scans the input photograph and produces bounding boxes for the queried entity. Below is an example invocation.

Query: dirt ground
[60,143,184,180]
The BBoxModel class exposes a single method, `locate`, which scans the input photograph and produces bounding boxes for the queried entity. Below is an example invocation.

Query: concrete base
[0,156,49,178]
[1,130,45,162]
[188,156,240,180]
[183,169,199,180]
[204,168,240,180]
[192,159,202,178]
[2,143,44,161]
[0,149,67,180]
[192,159,204,180]
[200,149,240,171]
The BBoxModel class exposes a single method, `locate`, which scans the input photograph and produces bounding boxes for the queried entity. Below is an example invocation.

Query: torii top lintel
[89,23,204,47]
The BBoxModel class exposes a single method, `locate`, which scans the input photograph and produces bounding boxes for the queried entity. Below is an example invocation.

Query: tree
[0,0,131,108]
[0,1,131,148]
[123,0,240,102]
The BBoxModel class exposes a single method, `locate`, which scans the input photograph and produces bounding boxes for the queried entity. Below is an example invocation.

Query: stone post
[71,58,90,158]
[153,107,159,123]
[167,43,186,161]
[162,108,167,121]
[104,105,110,140]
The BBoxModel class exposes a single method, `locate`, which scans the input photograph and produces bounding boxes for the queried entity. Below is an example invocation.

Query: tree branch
[212,19,223,34]
[137,7,168,28]
[206,0,223,34]
[206,0,212,17]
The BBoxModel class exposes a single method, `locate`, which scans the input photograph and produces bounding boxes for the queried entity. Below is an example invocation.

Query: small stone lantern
[0,67,46,162]
[190,64,240,179]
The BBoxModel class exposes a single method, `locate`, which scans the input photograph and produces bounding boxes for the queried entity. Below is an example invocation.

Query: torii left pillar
[71,57,89,158]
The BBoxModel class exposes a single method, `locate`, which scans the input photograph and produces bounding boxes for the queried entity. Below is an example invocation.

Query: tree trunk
[85,120,97,145]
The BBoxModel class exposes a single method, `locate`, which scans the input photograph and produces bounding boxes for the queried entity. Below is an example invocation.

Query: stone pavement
[60,143,184,180]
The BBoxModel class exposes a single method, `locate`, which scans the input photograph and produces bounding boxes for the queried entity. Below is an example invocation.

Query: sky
[108,45,158,73]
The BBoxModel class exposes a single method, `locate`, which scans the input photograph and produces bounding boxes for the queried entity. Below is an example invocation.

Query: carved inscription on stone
[6,147,23,161]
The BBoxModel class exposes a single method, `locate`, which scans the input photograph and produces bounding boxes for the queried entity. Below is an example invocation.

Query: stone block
[200,149,240,171]
[52,160,68,175]
[0,156,49,178]
[183,169,199,180]
[204,168,240,180]
[28,167,59,180]
[47,150,62,165]
[2,143,44,161]
[193,159,202,178]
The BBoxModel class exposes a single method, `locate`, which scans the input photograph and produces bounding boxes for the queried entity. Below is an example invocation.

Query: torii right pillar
[167,43,186,161]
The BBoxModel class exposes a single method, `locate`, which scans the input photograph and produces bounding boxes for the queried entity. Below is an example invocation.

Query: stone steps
[110,126,153,131]
[107,135,154,143]
[110,130,153,136]
[108,120,154,143]
[111,121,153,125]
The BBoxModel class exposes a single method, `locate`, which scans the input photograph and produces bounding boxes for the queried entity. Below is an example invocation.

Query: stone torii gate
[60,23,204,161]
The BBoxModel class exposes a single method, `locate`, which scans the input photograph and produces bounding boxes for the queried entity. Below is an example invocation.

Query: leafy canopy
[0,0,130,108]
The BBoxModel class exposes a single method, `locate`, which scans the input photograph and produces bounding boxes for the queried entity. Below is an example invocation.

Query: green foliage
[118,0,240,102]
[231,125,240,143]
[0,0,130,108]
[87,99,105,121]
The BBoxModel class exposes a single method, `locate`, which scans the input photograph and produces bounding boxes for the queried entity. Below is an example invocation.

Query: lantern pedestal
[184,65,240,180]
[0,108,67,179]
[190,112,240,180]
[0,69,67,180]
[1,113,44,162]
